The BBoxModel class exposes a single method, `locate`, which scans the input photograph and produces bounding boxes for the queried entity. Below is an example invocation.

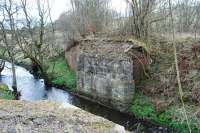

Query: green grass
[47,57,76,90]
[0,90,15,100]
[0,83,14,100]
[130,91,200,133]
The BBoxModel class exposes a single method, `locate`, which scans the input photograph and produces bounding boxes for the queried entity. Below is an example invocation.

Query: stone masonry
[65,38,148,112]
[77,54,134,111]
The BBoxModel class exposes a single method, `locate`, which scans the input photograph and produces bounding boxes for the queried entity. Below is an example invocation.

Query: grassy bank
[131,91,200,133]
[47,57,76,90]
[0,83,14,100]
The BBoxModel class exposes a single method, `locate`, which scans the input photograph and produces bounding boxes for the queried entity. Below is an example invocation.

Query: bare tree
[0,0,20,95]
[18,0,55,85]
[125,0,159,39]
[194,1,200,40]
[70,0,112,37]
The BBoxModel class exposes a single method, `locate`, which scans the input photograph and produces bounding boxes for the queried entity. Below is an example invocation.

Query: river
[0,62,171,133]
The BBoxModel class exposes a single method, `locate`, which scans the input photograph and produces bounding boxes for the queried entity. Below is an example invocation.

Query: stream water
[0,62,172,133]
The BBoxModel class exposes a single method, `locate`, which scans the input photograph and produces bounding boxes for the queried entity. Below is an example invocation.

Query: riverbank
[46,57,200,133]
[47,57,76,89]
[131,91,199,133]
[0,83,14,100]
[1,38,200,132]
[1,56,198,132]
[43,57,176,131]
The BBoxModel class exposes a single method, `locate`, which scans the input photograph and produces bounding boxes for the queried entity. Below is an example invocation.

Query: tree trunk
[11,59,17,95]
[30,58,51,87]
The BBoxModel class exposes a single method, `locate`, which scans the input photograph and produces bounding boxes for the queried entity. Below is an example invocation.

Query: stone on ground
[0,100,127,133]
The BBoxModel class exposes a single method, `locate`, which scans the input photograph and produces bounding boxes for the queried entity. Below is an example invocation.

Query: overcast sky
[0,0,127,25]
[50,0,127,21]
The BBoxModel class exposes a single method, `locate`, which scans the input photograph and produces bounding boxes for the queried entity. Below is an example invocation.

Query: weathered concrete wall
[77,54,134,112]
